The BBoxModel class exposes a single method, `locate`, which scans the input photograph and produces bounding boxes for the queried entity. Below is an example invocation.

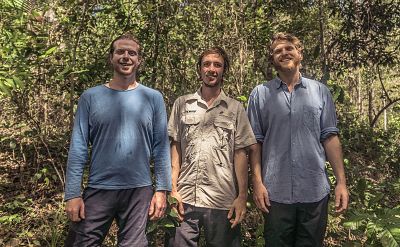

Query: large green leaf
[0,81,11,96]
[379,229,399,247]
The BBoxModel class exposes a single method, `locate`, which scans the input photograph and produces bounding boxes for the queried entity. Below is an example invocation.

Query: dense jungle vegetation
[0,0,399,246]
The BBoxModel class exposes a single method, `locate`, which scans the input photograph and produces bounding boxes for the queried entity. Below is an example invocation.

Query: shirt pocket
[182,114,201,141]
[213,116,234,149]
[302,105,321,133]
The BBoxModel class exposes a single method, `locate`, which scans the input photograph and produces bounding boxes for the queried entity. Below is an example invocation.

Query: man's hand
[65,197,85,222]
[227,196,247,228]
[149,191,167,220]
[252,180,270,213]
[170,191,184,222]
[335,183,349,213]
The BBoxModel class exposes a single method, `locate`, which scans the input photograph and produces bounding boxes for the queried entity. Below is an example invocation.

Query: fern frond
[378,229,399,247]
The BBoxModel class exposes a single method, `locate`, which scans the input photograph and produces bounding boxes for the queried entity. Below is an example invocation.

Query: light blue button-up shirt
[247,77,339,203]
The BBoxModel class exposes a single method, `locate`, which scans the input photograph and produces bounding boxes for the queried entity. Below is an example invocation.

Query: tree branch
[370,98,400,128]
[376,65,392,102]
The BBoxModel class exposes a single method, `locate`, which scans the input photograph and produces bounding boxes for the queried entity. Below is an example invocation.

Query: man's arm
[169,141,184,221]
[149,92,172,220]
[228,148,248,228]
[323,135,349,213]
[249,143,270,213]
[65,96,90,222]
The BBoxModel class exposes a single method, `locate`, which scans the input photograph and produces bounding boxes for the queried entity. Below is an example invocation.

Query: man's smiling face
[110,39,141,76]
[271,40,303,73]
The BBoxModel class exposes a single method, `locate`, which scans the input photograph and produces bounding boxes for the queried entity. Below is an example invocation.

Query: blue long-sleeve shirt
[247,77,339,204]
[64,84,171,201]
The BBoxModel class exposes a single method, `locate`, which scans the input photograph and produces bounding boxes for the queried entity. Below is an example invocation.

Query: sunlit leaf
[0,81,11,96]
[39,46,57,58]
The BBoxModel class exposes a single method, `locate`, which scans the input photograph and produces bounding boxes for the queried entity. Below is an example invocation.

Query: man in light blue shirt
[248,32,349,246]
[64,33,171,247]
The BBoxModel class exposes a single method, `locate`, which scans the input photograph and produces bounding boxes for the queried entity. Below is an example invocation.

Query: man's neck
[278,70,301,92]
[201,86,221,106]
[109,74,138,90]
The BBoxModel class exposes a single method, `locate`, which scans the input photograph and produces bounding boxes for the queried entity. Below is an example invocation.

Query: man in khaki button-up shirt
[167,47,256,247]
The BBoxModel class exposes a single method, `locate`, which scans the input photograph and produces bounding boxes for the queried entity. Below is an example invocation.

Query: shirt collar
[186,87,228,106]
[275,74,307,89]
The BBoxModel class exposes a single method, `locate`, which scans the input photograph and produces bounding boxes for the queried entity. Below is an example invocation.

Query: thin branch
[370,98,400,128]
[376,65,392,102]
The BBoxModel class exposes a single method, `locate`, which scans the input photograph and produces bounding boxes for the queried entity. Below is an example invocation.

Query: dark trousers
[264,195,329,247]
[65,186,153,247]
[166,203,241,247]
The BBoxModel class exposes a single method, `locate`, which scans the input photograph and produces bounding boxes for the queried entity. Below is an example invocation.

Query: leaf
[379,229,399,247]
[5,78,14,88]
[159,217,175,228]
[55,67,72,80]
[146,221,157,234]
[70,69,89,75]
[168,208,179,218]
[12,76,24,89]
[167,195,178,205]
[0,81,11,96]
[31,10,42,18]
[34,173,42,180]
[39,46,57,58]
[343,219,367,231]
[389,227,400,242]
[9,140,17,149]
[237,95,247,102]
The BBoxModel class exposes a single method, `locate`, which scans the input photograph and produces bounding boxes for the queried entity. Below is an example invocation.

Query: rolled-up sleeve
[234,103,257,149]
[247,87,265,143]
[168,98,182,142]
[320,86,339,142]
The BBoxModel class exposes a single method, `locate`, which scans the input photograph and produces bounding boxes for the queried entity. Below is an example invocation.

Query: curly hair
[268,32,303,63]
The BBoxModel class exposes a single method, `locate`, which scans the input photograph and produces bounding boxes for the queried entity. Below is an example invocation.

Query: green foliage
[344,199,400,246]
[0,195,33,225]
[147,195,181,235]
[0,0,399,246]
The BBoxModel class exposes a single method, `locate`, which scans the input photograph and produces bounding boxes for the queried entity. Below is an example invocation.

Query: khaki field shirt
[168,90,256,209]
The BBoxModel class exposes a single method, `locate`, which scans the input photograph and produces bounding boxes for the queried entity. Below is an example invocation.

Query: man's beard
[203,80,221,88]
[273,59,301,72]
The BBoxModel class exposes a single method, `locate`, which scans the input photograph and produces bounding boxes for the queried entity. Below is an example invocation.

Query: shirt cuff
[320,127,339,142]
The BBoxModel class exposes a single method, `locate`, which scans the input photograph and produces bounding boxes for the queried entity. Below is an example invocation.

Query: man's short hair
[109,33,142,58]
[197,47,230,75]
[268,32,303,63]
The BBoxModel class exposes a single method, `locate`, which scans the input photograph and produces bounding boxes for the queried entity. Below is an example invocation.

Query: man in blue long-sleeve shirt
[64,33,171,247]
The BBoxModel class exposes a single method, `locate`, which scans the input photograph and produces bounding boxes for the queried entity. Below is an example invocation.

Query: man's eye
[214,63,223,68]
[115,50,124,54]
[203,62,211,67]
[128,51,137,56]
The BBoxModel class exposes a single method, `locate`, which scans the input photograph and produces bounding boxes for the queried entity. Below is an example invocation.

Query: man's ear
[196,67,202,81]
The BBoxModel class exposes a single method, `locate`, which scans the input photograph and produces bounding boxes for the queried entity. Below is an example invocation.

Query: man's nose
[208,64,217,71]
